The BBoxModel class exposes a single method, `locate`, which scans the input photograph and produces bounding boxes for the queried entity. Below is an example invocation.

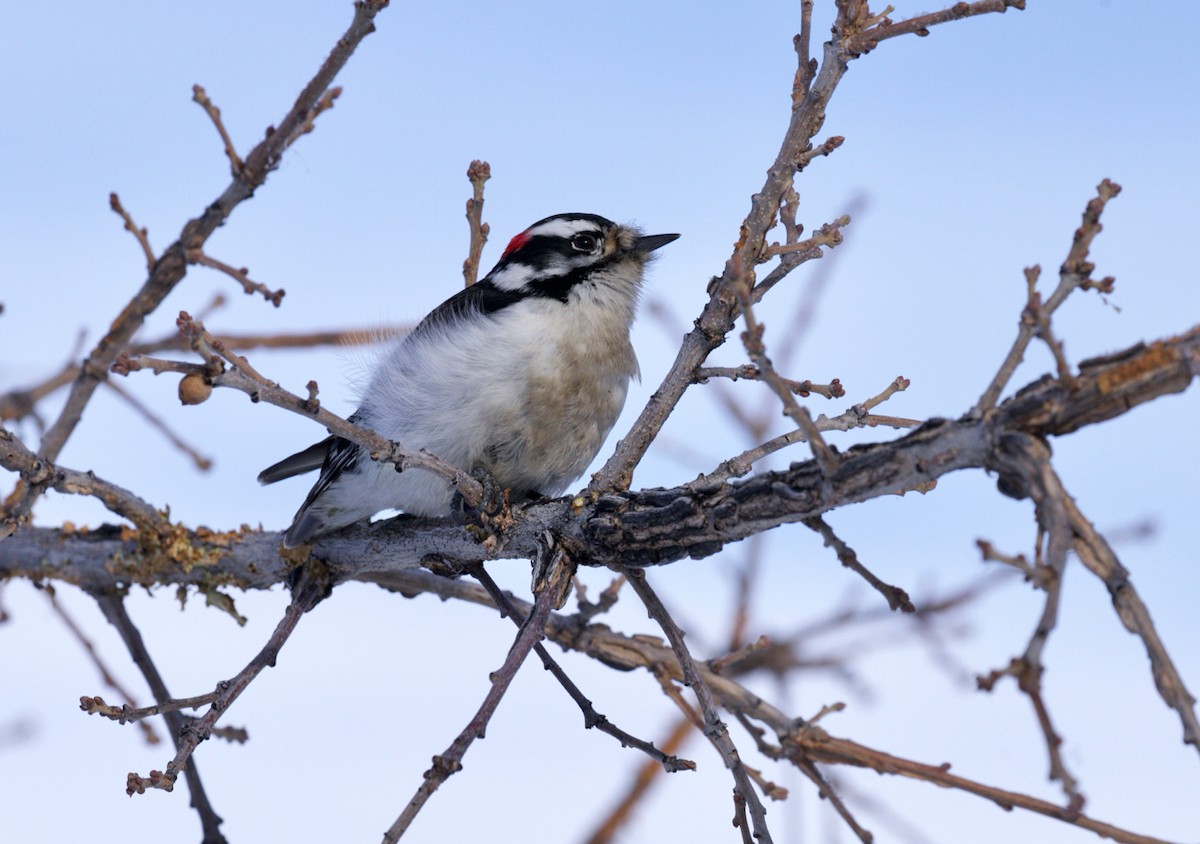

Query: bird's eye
[570,233,598,252]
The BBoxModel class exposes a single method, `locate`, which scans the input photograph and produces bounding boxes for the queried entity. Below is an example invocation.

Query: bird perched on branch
[259,213,678,547]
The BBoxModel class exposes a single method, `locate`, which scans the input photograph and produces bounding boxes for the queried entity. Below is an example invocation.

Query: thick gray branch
[4,327,1196,591]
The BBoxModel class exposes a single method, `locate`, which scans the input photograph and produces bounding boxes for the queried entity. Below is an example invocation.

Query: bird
[259,212,679,547]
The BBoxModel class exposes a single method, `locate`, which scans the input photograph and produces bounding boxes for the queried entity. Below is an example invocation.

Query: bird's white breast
[346,281,639,516]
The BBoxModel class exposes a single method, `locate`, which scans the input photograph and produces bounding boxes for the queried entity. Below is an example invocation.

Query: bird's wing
[411,279,524,338]
[283,436,363,547]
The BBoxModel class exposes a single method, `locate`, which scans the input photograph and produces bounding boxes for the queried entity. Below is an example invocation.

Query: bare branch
[1065,495,1200,751]
[122,562,330,799]
[191,85,244,175]
[9,325,1198,588]
[694,364,844,400]
[3,0,390,526]
[591,24,862,491]
[793,135,846,173]
[974,179,1122,414]
[842,0,1027,56]
[283,86,343,148]
[803,515,915,612]
[81,691,219,725]
[369,569,1174,844]
[381,559,571,841]
[794,1,816,103]
[109,192,156,271]
[625,568,775,843]
[462,160,491,287]
[584,717,696,844]
[470,564,695,772]
[93,592,227,843]
[737,286,839,475]
[1,424,170,537]
[186,249,285,307]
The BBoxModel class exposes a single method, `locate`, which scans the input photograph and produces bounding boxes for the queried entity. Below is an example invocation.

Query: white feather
[304,252,643,531]
[267,215,675,546]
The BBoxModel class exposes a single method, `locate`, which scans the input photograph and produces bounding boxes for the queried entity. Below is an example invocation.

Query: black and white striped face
[409,213,677,339]
[485,213,678,302]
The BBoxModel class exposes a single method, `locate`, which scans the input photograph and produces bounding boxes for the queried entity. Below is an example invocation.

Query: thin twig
[115,311,484,509]
[803,515,915,612]
[461,160,491,287]
[93,592,227,844]
[46,590,160,745]
[381,562,570,842]
[584,716,697,844]
[122,562,330,799]
[192,85,244,175]
[109,193,156,271]
[794,1,816,103]
[573,574,625,624]
[2,0,389,528]
[283,86,343,148]
[694,365,844,400]
[793,135,845,172]
[1064,489,1200,752]
[81,690,219,724]
[737,287,839,475]
[469,564,695,772]
[973,179,1121,414]
[624,568,775,844]
[0,325,401,426]
[103,379,213,471]
[186,250,285,307]
[977,539,1052,588]
[753,215,850,301]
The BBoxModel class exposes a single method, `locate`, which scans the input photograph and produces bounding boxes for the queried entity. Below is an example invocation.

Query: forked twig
[186,250,285,307]
[93,592,227,843]
[381,560,570,842]
[122,563,330,798]
[973,179,1121,414]
[624,568,775,844]
[2,0,389,528]
[469,564,695,772]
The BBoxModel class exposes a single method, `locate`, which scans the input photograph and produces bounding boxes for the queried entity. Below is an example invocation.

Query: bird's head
[484,213,679,305]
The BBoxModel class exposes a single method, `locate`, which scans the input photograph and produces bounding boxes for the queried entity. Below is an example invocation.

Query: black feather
[411,280,526,338]
[284,435,362,547]
[258,438,333,484]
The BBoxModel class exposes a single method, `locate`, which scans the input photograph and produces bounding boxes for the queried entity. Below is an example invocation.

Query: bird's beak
[635,232,681,253]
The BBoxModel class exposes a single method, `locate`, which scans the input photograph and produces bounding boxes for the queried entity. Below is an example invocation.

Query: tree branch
[6,325,1197,587]
[2,0,390,525]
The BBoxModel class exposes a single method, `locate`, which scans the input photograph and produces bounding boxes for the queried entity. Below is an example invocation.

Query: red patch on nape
[502,231,531,259]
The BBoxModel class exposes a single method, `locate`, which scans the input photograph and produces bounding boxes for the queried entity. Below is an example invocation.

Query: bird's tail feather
[258,438,334,485]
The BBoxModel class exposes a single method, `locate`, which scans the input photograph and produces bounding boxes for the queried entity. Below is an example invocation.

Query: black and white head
[484,213,679,307]
[409,213,679,338]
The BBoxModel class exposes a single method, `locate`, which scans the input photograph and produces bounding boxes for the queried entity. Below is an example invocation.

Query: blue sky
[2,2,1198,842]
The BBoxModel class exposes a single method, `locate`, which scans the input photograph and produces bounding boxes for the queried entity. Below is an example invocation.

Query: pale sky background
[2,2,1198,843]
